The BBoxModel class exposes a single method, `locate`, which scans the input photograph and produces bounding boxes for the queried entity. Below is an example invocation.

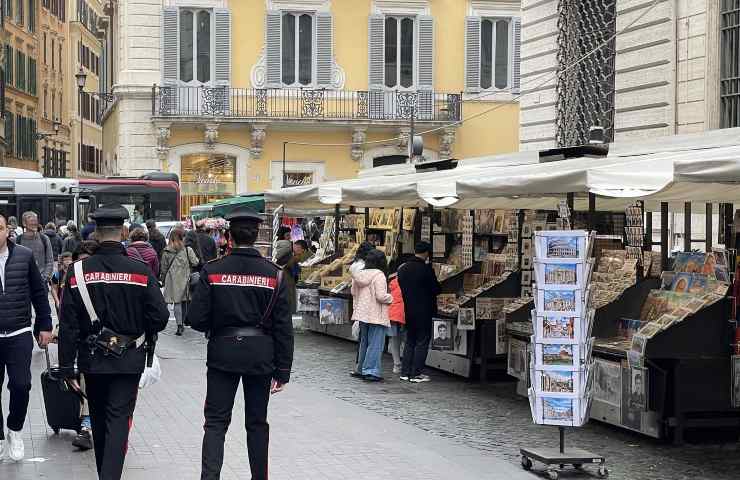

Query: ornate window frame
[372,0,430,16]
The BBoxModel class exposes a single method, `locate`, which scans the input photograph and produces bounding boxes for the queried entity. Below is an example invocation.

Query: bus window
[50,199,73,226]
[18,198,44,225]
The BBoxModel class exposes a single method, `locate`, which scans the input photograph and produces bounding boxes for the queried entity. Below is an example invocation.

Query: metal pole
[566,192,574,214]
[408,108,415,163]
[79,86,84,174]
[706,203,713,252]
[559,426,565,454]
[588,193,596,232]
[684,202,691,252]
[282,141,287,188]
[661,202,669,270]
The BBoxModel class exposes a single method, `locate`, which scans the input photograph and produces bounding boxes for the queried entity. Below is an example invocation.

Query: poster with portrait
[433,234,446,257]
[319,297,347,325]
[402,208,417,231]
[732,355,740,409]
[452,327,468,356]
[475,209,496,234]
[593,359,621,407]
[508,338,528,380]
[296,289,319,313]
[495,317,508,354]
[457,308,476,331]
[621,366,646,430]
[431,319,453,351]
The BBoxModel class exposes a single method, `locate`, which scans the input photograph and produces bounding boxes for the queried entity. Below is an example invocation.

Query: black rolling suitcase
[40,347,82,434]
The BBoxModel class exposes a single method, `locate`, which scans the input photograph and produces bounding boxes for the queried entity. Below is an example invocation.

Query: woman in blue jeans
[350,250,393,382]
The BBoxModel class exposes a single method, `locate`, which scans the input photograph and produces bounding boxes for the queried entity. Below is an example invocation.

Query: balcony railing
[152,86,462,122]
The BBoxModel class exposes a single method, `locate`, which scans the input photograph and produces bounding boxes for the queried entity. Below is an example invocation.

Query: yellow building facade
[2,0,40,170]
[37,0,70,176]
[68,0,106,178]
[107,0,521,217]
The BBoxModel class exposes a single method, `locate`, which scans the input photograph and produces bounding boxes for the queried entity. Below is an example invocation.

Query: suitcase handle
[44,345,52,371]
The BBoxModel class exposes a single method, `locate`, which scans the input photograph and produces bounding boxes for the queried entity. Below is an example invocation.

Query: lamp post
[76,68,88,173]
[35,119,62,176]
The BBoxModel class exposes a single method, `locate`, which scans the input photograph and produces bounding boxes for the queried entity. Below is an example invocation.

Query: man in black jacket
[187,207,293,480]
[145,220,166,259]
[397,241,441,383]
[0,213,53,462]
[59,205,169,479]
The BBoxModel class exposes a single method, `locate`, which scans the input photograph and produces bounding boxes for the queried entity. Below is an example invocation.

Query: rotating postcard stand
[520,231,608,479]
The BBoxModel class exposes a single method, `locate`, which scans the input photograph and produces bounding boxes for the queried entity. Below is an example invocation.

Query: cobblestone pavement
[3,320,739,480]
[292,332,740,480]
[0,322,528,480]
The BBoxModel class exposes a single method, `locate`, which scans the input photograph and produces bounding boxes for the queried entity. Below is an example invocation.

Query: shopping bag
[138,354,162,389]
[351,321,360,340]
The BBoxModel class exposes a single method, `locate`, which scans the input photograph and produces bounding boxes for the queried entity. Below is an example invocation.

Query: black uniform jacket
[59,242,169,374]
[187,247,294,383]
[397,256,442,326]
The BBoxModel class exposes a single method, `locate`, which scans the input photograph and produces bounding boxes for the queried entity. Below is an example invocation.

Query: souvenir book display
[623,204,645,268]
[528,230,595,427]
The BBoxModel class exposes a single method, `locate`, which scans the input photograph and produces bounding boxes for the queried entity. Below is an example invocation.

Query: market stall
[265,128,740,441]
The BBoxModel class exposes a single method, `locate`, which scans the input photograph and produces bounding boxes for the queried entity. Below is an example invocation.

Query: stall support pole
[661,202,669,270]
[334,204,340,254]
[706,203,713,252]
[566,193,574,214]
[588,193,596,232]
[684,202,692,252]
[643,202,652,251]
[724,203,734,249]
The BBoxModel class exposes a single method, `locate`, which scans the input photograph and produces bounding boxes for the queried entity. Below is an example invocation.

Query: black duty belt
[215,326,266,338]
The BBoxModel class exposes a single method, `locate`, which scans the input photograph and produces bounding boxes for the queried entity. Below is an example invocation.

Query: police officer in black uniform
[59,205,169,480]
[187,206,294,480]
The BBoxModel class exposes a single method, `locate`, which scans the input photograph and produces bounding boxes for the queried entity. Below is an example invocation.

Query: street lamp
[76,68,88,172]
[34,119,61,141]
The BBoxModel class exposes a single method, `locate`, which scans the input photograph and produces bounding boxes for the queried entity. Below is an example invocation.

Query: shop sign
[195,172,218,185]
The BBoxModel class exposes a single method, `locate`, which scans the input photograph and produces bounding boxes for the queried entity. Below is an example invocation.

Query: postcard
[593,359,621,407]
[545,236,579,258]
[539,370,576,394]
[541,396,575,424]
[630,334,647,355]
[636,322,661,339]
[457,308,476,331]
[538,289,581,316]
[536,343,578,369]
[537,316,577,342]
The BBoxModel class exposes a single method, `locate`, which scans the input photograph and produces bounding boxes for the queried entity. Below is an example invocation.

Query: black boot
[176,325,184,336]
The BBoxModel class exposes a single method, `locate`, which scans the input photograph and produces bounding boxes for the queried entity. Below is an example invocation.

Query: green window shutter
[417,15,434,90]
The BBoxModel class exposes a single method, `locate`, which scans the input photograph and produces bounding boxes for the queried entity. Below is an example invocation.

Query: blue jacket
[0,241,53,334]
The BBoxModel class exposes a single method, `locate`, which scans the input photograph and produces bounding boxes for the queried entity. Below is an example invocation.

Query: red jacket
[388,275,405,325]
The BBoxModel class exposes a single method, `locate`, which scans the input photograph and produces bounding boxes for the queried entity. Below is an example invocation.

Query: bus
[0,167,79,226]
[79,173,181,223]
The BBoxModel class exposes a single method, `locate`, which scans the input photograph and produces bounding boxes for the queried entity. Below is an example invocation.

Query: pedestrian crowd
[0,207,293,480]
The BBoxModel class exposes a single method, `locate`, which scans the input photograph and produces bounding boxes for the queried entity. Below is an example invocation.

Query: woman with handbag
[160,228,199,336]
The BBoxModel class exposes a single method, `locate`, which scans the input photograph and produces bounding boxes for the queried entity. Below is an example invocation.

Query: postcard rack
[590,281,738,443]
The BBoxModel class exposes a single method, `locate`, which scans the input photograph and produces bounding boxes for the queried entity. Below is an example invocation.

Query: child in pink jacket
[350,250,392,381]
[387,272,405,373]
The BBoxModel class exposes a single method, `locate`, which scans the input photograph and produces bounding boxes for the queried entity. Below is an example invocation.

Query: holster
[91,327,144,358]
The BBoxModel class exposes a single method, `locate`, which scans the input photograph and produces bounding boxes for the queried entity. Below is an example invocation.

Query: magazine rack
[520,426,607,479]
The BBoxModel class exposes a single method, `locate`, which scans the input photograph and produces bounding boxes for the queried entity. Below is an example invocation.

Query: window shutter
[214,8,231,86]
[417,15,434,90]
[368,14,384,90]
[315,12,333,88]
[512,17,521,94]
[161,7,178,84]
[265,10,281,88]
[465,16,481,93]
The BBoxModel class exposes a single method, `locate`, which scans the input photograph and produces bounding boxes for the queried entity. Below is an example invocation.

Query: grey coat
[160,246,199,303]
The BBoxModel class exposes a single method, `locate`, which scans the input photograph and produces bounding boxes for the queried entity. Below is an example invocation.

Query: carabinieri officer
[187,206,294,480]
[59,204,169,480]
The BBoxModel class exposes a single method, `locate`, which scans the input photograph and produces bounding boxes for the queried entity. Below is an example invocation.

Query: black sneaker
[72,428,92,451]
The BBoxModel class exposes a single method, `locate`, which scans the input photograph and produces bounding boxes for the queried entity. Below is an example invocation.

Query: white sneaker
[393,365,402,374]
[410,375,431,383]
[7,429,24,461]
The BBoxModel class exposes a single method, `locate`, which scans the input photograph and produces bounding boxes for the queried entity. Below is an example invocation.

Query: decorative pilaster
[439,126,457,159]
[397,127,411,153]
[154,123,171,166]
[351,127,367,162]
[204,123,219,150]
[250,124,267,159]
